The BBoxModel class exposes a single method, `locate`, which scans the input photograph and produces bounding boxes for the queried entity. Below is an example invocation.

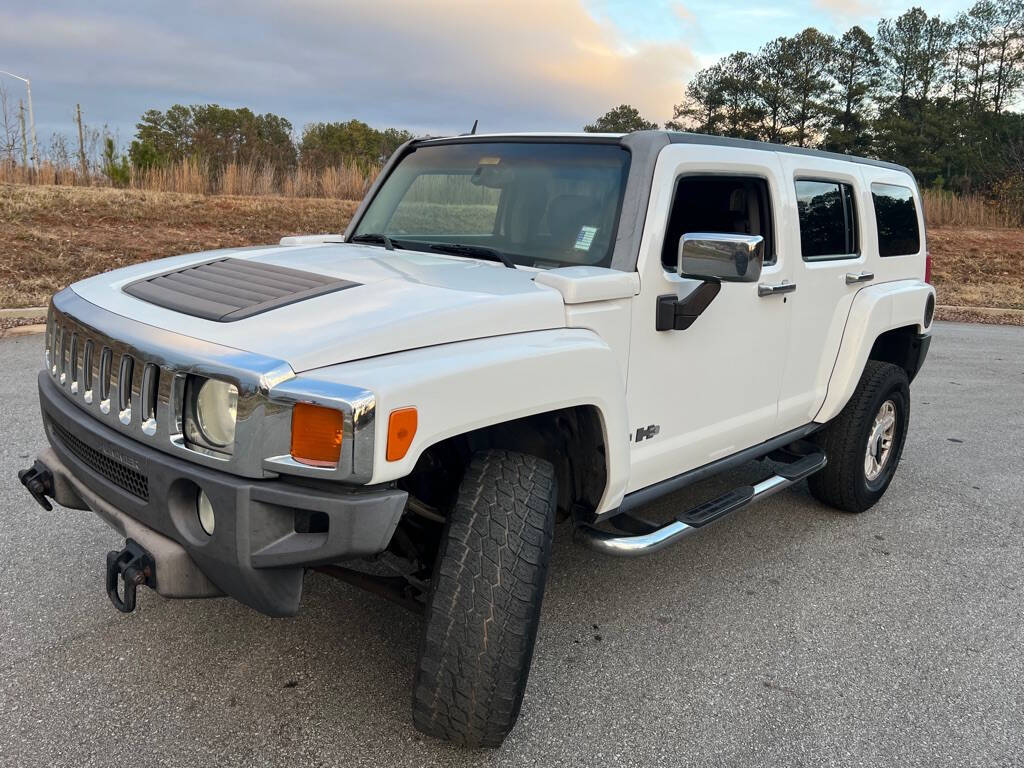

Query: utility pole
[25,77,37,173]
[18,98,28,169]
[0,71,38,173]
[76,103,87,179]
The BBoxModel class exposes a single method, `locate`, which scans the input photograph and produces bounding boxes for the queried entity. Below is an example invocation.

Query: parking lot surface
[1,321,1022,767]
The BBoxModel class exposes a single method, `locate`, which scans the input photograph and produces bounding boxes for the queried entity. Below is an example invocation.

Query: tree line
[585,2,1024,195]
[127,104,413,177]
[6,2,1023,200]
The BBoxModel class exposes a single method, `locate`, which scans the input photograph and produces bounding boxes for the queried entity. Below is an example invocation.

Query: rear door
[774,154,871,431]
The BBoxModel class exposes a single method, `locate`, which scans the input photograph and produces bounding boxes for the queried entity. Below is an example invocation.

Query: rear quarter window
[871,183,921,257]
[795,180,858,260]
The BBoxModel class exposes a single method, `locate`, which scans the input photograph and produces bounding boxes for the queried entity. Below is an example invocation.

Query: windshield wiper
[351,235,518,269]
[349,233,401,251]
[427,243,517,269]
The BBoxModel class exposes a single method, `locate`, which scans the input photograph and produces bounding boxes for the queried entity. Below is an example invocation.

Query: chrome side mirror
[678,233,764,283]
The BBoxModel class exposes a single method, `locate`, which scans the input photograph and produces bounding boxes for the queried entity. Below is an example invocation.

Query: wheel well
[869,325,927,382]
[399,406,608,519]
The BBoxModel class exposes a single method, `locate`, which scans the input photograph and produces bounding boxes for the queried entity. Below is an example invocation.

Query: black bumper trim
[51,419,150,500]
[909,332,931,382]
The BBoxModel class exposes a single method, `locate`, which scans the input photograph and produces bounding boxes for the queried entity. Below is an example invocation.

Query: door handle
[758,281,796,297]
[845,271,874,284]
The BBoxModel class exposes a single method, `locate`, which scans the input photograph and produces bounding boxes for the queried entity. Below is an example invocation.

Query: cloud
[244,0,696,128]
[812,0,880,23]
[0,0,696,136]
[673,3,696,23]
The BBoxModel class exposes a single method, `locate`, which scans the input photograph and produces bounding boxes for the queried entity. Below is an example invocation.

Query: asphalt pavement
[1,321,1022,767]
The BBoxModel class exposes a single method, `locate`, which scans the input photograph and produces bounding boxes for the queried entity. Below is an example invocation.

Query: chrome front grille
[44,288,375,484]
[46,309,168,437]
[44,289,297,478]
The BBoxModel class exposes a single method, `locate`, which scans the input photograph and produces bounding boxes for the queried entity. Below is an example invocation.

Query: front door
[625,146,793,494]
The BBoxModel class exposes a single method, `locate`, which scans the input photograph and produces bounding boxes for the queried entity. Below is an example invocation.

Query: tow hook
[18,461,54,511]
[105,539,156,613]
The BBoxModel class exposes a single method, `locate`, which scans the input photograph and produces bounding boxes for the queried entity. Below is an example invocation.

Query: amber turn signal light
[290,402,344,467]
[387,407,417,461]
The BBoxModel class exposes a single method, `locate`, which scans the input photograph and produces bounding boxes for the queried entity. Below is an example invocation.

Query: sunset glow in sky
[0,0,979,140]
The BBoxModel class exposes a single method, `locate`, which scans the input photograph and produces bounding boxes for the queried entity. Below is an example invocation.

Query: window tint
[871,183,920,257]
[662,176,774,268]
[795,180,858,260]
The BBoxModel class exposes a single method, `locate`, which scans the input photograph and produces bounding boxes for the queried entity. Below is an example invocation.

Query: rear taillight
[925,250,932,284]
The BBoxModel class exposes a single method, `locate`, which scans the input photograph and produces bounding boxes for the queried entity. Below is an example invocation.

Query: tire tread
[412,449,556,747]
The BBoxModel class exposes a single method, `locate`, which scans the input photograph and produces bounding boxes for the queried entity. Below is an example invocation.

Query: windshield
[352,141,631,268]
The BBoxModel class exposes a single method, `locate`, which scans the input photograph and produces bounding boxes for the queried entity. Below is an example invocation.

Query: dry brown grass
[1,162,1016,228]
[920,190,1020,228]
[0,161,92,188]
[130,157,211,195]
[0,184,358,308]
[2,184,1021,326]
[928,227,1024,324]
[0,158,378,200]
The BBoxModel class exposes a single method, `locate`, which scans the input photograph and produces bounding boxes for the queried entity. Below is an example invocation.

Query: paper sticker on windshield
[574,226,598,251]
[478,156,501,165]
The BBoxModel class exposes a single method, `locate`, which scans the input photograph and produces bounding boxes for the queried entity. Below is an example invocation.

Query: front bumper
[35,371,407,616]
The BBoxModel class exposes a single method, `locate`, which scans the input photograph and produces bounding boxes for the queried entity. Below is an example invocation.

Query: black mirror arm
[655,280,721,331]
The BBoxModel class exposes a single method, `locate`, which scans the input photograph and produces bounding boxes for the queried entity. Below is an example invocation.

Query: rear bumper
[909,331,931,382]
[35,371,407,616]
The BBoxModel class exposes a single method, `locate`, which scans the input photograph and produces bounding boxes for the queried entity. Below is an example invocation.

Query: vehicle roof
[416,130,914,178]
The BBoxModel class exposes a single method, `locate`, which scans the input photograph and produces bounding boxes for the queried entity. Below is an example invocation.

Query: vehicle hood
[70,243,567,372]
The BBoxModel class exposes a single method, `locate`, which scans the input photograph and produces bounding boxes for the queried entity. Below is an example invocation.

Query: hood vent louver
[123,257,360,322]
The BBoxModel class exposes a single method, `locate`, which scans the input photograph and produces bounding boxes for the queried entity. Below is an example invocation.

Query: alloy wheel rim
[865,399,897,482]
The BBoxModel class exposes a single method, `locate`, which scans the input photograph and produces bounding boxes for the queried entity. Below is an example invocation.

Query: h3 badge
[633,424,661,443]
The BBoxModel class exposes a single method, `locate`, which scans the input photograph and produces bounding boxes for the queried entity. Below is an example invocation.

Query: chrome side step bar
[574,451,826,557]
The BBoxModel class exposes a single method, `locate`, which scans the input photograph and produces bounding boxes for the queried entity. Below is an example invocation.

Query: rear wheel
[809,361,910,513]
[412,449,556,748]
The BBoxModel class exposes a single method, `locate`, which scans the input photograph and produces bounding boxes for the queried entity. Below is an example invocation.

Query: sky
[0,0,979,149]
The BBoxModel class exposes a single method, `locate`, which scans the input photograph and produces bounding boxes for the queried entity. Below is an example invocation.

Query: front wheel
[809,361,910,513]
[412,449,557,748]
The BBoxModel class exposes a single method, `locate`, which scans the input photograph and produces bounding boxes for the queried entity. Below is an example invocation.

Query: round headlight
[195,379,238,447]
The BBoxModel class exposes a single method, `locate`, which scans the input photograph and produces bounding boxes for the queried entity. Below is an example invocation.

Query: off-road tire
[412,449,557,748]
[809,360,910,513]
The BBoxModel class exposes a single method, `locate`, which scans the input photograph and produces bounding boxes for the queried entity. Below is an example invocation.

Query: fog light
[197,490,216,536]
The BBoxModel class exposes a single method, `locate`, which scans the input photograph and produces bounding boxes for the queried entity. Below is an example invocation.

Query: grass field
[1,184,1021,325]
[0,185,357,309]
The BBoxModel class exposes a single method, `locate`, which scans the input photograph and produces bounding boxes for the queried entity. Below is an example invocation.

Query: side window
[661,176,774,269]
[871,183,921,257]
[795,180,858,260]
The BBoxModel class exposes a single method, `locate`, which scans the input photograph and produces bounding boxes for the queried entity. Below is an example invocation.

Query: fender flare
[815,279,935,424]
[298,329,630,515]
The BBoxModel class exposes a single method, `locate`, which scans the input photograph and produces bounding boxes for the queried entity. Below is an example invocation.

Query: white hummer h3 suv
[20,131,935,747]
